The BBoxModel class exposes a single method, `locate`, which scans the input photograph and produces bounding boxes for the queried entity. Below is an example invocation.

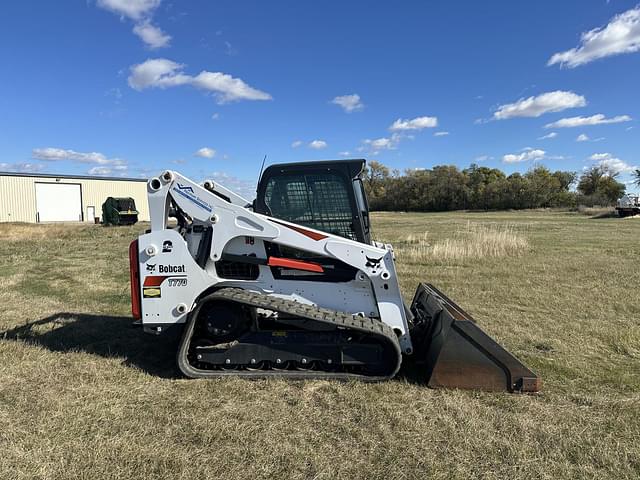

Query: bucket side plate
[410,283,540,393]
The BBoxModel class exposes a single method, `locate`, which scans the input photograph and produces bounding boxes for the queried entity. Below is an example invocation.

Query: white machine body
[133,170,413,354]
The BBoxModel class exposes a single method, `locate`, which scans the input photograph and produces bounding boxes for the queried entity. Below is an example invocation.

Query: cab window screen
[264,173,356,240]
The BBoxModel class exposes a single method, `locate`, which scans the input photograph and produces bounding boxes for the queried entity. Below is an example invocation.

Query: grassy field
[0,211,639,479]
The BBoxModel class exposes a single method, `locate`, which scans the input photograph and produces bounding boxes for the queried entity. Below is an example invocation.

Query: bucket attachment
[409,283,540,393]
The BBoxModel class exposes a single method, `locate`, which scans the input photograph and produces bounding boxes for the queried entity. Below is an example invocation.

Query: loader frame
[131,165,540,392]
[140,170,413,354]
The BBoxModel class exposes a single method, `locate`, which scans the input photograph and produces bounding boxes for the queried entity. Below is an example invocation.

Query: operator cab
[254,159,371,244]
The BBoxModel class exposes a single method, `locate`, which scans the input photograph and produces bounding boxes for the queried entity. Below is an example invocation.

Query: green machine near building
[102,197,139,225]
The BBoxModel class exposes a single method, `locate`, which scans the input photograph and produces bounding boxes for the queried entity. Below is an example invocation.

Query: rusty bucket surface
[409,283,540,393]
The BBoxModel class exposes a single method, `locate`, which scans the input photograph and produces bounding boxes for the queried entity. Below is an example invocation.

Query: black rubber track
[177,288,402,381]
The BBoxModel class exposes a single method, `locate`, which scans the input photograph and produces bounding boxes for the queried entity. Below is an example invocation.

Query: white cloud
[96,0,160,20]
[338,151,351,156]
[331,94,364,113]
[191,71,272,103]
[502,148,546,164]
[211,113,220,120]
[88,166,114,175]
[434,131,449,137]
[389,116,438,131]
[361,132,413,155]
[577,133,606,143]
[87,164,127,175]
[589,152,637,174]
[97,0,170,50]
[365,137,395,150]
[128,59,190,89]
[224,41,238,56]
[493,91,586,120]
[32,147,126,167]
[291,140,303,148]
[544,114,632,128]
[204,171,256,199]
[361,133,405,154]
[474,155,493,162]
[128,58,272,103]
[0,162,46,173]
[309,140,328,150]
[548,6,640,68]
[133,21,171,49]
[195,147,216,158]
[538,132,558,140]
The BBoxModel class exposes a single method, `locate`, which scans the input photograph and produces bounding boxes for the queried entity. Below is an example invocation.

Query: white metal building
[0,172,150,223]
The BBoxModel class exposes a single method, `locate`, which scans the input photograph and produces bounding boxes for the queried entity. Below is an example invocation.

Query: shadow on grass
[1,313,435,384]
[590,211,619,219]
[1,313,182,378]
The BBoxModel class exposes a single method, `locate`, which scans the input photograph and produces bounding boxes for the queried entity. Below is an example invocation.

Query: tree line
[362,161,629,212]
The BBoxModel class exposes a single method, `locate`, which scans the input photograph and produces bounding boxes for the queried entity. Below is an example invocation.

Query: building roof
[0,171,148,182]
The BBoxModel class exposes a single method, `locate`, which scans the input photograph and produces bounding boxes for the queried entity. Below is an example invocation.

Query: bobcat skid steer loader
[129,160,539,392]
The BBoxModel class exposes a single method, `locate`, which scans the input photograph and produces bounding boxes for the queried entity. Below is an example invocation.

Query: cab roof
[259,159,366,183]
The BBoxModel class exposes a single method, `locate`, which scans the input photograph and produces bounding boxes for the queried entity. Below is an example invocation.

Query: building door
[35,182,82,222]
[87,206,95,223]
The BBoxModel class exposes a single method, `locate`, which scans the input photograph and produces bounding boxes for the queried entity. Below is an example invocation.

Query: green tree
[504,173,528,209]
[429,165,468,210]
[463,164,505,210]
[577,166,625,205]
[524,166,561,208]
[362,160,390,208]
[552,171,577,191]
[577,166,606,196]
[358,160,577,212]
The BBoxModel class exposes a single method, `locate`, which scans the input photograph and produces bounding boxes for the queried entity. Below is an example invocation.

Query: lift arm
[145,170,413,353]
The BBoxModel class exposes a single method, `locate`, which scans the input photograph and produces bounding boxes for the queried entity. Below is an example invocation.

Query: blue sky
[0,1,638,196]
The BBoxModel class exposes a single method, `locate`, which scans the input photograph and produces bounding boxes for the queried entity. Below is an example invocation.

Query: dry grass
[0,213,639,479]
[398,222,529,262]
[0,222,86,240]
[402,231,429,245]
[576,205,616,218]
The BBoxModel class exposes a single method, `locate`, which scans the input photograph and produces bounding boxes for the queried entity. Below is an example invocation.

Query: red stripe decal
[143,276,168,287]
[267,257,324,273]
[269,219,328,241]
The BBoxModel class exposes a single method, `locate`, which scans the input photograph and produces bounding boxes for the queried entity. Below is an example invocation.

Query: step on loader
[129,160,539,392]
